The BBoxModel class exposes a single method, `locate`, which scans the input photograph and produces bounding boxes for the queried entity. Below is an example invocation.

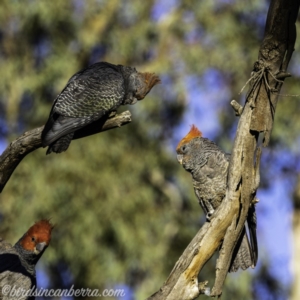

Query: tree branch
[147,0,300,298]
[0,110,132,193]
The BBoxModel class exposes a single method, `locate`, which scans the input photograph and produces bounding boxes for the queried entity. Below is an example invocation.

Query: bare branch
[0,111,132,193]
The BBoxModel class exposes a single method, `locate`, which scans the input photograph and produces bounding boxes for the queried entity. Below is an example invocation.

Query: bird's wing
[0,242,23,273]
[53,65,125,118]
[0,241,34,299]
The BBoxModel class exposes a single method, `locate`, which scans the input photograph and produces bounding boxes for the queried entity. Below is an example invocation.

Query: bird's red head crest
[136,72,161,100]
[176,125,202,151]
[20,219,54,251]
[142,72,161,89]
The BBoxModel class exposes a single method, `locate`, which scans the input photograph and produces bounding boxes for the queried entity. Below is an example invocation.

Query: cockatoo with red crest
[0,219,53,300]
[42,62,160,154]
[176,125,258,272]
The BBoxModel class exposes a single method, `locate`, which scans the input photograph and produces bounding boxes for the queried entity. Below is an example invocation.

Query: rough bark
[0,110,131,193]
[147,0,299,298]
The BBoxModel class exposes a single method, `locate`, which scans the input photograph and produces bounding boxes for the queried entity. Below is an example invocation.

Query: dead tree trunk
[147,0,300,298]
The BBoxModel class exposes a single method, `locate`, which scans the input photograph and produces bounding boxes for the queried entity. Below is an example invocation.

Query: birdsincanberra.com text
[1,285,126,298]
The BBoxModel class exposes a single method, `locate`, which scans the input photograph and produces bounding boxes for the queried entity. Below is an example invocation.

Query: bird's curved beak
[177,154,183,164]
[35,242,47,253]
[130,98,138,105]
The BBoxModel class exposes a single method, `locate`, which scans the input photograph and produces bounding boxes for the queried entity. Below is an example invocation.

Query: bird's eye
[181,145,186,152]
[31,237,35,242]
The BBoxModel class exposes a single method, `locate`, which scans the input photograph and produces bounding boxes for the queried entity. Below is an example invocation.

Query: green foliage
[1,1,298,299]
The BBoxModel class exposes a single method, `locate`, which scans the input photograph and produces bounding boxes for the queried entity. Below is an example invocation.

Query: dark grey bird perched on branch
[176,125,258,272]
[42,62,160,154]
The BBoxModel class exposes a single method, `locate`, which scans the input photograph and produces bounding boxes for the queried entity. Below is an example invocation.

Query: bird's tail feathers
[247,205,258,266]
[229,226,256,272]
[42,115,89,147]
